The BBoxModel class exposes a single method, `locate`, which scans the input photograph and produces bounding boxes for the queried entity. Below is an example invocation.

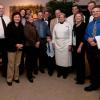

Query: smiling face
[20,9,26,17]
[13,14,21,23]
[88,2,96,13]
[44,11,50,19]
[74,13,84,24]
[92,7,100,19]
[55,9,61,18]
[38,12,43,20]
[59,13,65,23]
[27,15,33,23]
[0,5,4,16]
[72,6,80,15]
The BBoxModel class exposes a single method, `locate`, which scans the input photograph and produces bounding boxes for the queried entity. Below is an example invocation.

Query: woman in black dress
[72,12,86,84]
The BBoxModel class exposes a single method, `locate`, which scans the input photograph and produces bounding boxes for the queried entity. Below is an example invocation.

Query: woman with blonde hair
[72,12,86,84]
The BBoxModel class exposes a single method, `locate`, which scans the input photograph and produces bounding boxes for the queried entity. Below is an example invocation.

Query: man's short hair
[92,5,100,10]
[88,1,96,6]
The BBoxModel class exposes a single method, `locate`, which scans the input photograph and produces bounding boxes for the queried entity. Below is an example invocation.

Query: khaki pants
[7,51,22,82]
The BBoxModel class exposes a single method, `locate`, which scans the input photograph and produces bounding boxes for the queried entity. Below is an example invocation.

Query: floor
[0,71,99,100]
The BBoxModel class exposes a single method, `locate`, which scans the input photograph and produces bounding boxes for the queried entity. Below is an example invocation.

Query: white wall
[0,0,49,16]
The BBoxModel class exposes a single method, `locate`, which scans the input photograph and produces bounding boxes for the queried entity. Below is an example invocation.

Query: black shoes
[48,71,53,76]
[57,73,68,79]
[28,78,33,83]
[63,73,68,79]
[84,84,99,91]
[63,75,68,79]
[2,73,7,78]
[7,82,12,86]
[14,79,20,83]
[39,69,45,73]
[57,74,62,78]
[7,79,20,86]
[32,75,36,79]
[76,81,84,85]
[75,79,84,85]
[34,71,38,75]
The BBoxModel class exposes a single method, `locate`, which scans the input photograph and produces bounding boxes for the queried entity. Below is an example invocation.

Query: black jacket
[6,22,25,52]
[73,22,86,48]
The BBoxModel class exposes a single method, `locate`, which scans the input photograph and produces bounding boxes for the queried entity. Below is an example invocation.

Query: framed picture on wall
[9,5,44,17]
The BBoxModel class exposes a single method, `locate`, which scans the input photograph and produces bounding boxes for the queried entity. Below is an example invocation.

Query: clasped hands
[16,44,23,49]
[87,37,96,46]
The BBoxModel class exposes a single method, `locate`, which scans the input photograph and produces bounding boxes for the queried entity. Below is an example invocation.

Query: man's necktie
[92,20,96,37]
[48,42,51,53]
[1,16,7,35]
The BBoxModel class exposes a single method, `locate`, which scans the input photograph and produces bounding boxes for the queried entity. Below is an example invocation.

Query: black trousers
[0,39,8,77]
[46,56,55,75]
[86,46,100,86]
[38,38,47,71]
[19,48,26,75]
[72,46,85,82]
[57,65,69,78]
[25,46,37,79]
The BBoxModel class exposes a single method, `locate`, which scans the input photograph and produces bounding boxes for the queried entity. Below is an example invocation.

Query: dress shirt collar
[93,18,100,23]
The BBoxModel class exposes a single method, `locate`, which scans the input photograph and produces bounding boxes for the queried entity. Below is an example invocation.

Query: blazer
[24,22,39,47]
[50,18,58,33]
[6,22,25,52]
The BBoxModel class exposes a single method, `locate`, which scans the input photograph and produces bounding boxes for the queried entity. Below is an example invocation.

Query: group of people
[0,1,100,92]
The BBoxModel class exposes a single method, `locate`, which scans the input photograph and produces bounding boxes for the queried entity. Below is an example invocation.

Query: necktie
[0,16,7,35]
[48,42,51,53]
[92,20,96,37]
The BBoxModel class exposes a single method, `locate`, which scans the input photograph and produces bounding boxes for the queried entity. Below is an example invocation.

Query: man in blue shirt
[84,6,100,91]
[34,12,50,39]
[33,11,51,73]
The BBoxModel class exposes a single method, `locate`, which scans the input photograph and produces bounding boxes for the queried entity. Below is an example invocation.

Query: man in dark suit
[85,1,96,24]
[43,10,52,28]
[0,4,10,77]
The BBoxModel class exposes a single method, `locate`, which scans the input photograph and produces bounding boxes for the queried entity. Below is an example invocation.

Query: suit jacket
[6,22,25,52]
[50,18,58,34]
[24,22,39,47]
[44,17,51,28]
